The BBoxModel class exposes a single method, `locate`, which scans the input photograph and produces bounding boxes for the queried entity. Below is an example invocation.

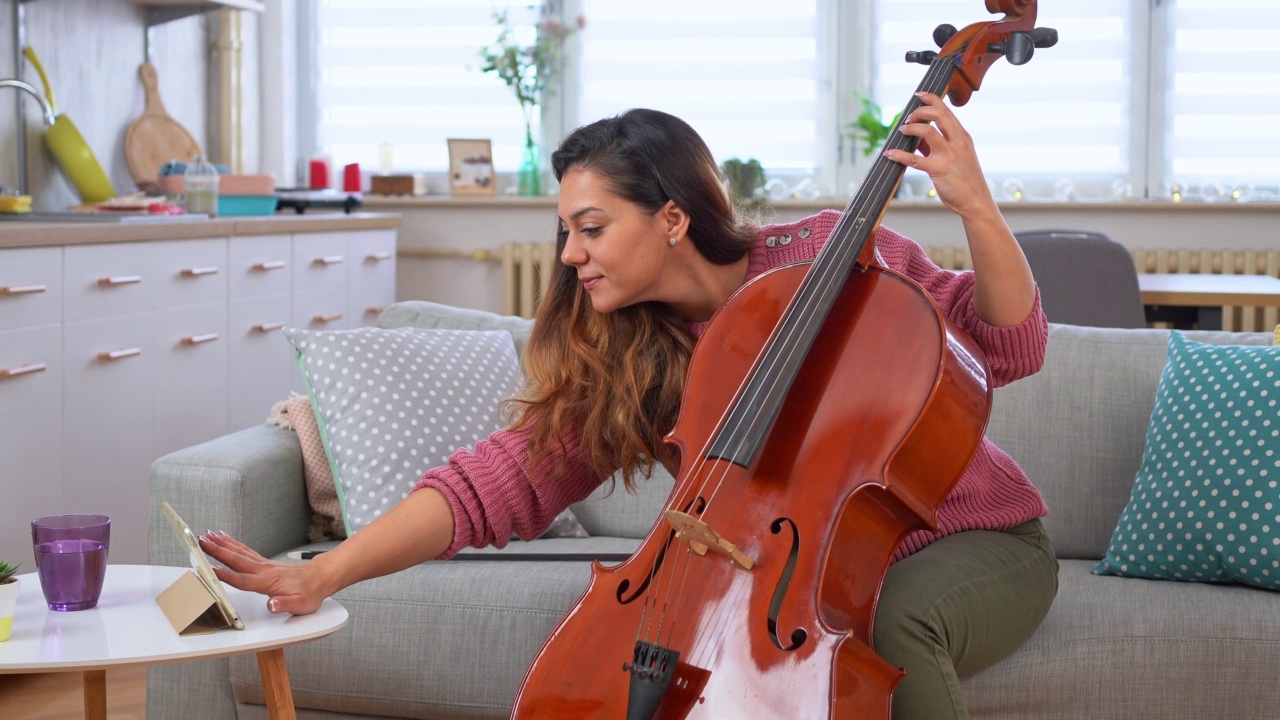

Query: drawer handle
[365,305,387,316]
[253,321,286,332]
[312,313,344,324]
[0,363,47,379]
[97,348,142,361]
[181,333,220,345]
[98,276,142,287]
[0,284,47,296]
[181,266,220,277]
[252,260,287,271]
[313,255,345,266]
[365,252,393,262]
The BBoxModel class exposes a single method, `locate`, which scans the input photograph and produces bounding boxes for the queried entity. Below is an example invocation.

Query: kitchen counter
[0,212,401,249]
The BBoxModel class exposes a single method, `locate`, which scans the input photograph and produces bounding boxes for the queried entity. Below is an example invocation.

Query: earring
[668,237,678,247]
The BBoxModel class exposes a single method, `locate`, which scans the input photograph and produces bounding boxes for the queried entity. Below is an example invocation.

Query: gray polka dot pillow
[1093,331,1280,589]
[285,327,521,535]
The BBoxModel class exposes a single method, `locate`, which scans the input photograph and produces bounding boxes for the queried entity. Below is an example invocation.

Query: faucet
[0,79,57,127]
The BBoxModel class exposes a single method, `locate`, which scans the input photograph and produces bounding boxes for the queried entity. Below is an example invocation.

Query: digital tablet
[161,501,245,630]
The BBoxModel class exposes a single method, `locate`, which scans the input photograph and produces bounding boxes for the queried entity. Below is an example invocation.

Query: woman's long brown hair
[507,109,758,491]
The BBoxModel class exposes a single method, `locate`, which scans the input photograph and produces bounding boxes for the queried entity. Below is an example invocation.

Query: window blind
[872,0,1131,194]
[576,0,824,175]
[314,0,540,172]
[1163,0,1280,196]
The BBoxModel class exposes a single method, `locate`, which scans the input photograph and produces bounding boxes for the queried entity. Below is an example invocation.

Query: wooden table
[1139,273,1280,330]
[0,564,347,720]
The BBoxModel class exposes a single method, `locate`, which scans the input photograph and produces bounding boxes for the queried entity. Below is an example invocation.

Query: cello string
[696,55,954,509]
[633,54,957,658]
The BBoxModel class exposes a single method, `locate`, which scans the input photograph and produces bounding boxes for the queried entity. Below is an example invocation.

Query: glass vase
[517,133,542,197]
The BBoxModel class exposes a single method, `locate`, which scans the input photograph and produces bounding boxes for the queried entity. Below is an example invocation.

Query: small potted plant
[0,558,20,642]
[844,93,902,157]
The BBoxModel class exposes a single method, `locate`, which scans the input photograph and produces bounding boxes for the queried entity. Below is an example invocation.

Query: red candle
[308,159,329,189]
[342,163,361,192]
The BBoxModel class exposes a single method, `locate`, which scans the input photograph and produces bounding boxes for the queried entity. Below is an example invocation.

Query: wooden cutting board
[124,63,202,183]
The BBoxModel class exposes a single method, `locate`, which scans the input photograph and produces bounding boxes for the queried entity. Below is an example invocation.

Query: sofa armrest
[148,424,309,566]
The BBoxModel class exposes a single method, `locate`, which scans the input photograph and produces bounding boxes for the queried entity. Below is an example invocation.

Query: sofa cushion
[379,300,535,355]
[987,324,1273,561]
[961,559,1280,720]
[286,326,522,535]
[1093,331,1280,589]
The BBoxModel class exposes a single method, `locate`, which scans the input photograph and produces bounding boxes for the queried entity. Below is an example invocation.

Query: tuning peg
[932,24,957,48]
[904,50,938,66]
[1031,27,1058,49]
[987,31,1034,65]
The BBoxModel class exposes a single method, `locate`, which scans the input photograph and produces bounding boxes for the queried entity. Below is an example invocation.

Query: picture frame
[447,138,498,195]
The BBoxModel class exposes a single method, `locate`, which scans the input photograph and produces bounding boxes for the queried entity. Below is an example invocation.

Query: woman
[201,97,1058,719]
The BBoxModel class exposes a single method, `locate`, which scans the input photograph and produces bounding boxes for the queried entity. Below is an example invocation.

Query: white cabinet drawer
[230,234,292,298]
[348,230,397,327]
[0,247,62,331]
[0,324,64,566]
[292,232,349,293]
[228,294,294,431]
[151,303,229,458]
[62,313,154,564]
[151,238,228,309]
[64,243,153,321]
[292,287,350,331]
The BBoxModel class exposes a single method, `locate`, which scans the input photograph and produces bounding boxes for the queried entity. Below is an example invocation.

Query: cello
[513,2,1058,717]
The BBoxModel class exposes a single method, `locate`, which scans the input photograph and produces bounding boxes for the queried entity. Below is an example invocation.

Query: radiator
[402,245,1280,331]
[398,242,558,319]
[924,245,1280,332]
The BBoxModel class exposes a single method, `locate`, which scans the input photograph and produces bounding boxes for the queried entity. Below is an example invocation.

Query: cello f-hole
[616,495,708,605]
[767,517,808,652]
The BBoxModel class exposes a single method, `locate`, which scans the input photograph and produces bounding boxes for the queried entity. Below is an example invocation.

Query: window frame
[285,0,1238,202]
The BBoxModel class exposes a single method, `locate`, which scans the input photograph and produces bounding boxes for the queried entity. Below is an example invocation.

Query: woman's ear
[659,200,691,241]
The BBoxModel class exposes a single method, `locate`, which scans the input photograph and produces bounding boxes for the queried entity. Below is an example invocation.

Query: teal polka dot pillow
[1093,331,1280,589]
[285,327,521,535]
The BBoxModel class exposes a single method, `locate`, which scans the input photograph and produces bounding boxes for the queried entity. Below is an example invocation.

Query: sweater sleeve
[874,225,1049,387]
[410,426,605,559]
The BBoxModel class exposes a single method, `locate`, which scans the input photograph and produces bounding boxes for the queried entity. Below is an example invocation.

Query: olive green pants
[873,519,1059,720]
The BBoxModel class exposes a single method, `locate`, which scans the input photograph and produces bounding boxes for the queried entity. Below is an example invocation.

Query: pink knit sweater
[414,210,1050,560]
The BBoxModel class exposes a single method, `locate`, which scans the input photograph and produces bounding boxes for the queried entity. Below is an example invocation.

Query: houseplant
[0,558,21,642]
[844,93,902,157]
[479,1,582,196]
[720,157,768,213]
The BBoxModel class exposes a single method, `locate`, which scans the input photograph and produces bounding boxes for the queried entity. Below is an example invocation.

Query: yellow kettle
[23,46,115,203]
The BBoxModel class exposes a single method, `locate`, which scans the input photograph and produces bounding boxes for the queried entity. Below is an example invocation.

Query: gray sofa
[148,301,1280,719]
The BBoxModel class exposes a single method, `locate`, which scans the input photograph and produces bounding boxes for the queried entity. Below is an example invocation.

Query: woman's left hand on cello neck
[883,91,1037,328]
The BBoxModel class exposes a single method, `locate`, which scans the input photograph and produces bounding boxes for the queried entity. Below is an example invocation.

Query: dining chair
[1013,229,1147,329]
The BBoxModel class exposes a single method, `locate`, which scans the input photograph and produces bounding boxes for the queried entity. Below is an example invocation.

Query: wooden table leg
[257,648,298,720]
[83,670,107,720]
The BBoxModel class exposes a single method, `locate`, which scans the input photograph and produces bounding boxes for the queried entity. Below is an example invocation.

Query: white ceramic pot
[0,578,18,641]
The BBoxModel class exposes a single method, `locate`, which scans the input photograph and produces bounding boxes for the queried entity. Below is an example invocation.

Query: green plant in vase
[0,558,21,642]
[720,157,768,213]
[479,2,582,196]
[844,93,902,157]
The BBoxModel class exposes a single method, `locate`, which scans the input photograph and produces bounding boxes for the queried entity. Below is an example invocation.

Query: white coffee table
[0,564,347,720]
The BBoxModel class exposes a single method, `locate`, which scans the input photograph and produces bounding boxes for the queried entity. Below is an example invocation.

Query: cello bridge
[664,510,755,570]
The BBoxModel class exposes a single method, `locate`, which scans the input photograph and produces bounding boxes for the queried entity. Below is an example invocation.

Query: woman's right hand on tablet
[199,531,331,616]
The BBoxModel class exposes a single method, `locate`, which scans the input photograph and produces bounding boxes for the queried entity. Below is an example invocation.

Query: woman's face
[557,167,675,314]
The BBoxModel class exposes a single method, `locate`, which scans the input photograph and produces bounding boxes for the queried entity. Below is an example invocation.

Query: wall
[380,197,1280,314]
[0,0,247,212]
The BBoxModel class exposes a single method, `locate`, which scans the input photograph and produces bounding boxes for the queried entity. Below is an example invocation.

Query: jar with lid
[184,155,219,217]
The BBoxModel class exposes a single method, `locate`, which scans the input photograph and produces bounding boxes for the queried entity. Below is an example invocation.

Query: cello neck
[703,54,961,469]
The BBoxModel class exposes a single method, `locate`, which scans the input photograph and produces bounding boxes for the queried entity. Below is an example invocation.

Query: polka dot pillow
[284,327,521,535]
[1093,331,1280,589]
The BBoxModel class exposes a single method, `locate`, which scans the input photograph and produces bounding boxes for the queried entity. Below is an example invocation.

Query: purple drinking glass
[31,514,111,611]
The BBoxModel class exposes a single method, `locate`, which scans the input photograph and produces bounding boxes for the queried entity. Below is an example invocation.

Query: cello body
[511,3,1053,715]
[511,260,992,718]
